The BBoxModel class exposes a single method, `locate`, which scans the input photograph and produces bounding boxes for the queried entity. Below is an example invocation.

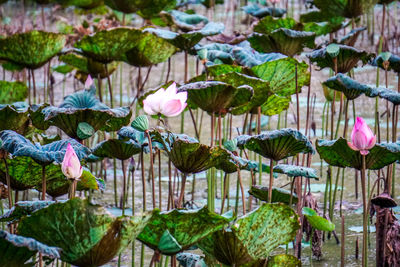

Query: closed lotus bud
[85,75,93,89]
[347,117,376,155]
[62,143,83,179]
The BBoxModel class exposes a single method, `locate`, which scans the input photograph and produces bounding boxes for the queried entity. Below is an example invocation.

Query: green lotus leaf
[137,207,232,255]
[232,47,286,68]
[302,207,335,232]
[75,27,139,64]
[0,200,56,223]
[178,81,252,115]
[118,126,165,154]
[267,254,301,267]
[249,185,298,204]
[0,81,28,104]
[258,94,291,116]
[311,0,377,19]
[145,22,224,51]
[235,157,275,174]
[162,10,209,31]
[92,139,142,160]
[106,0,176,16]
[31,88,131,140]
[372,53,400,73]
[0,230,61,267]
[367,86,400,105]
[316,137,400,170]
[254,16,299,34]
[55,0,104,9]
[104,0,138,13]
[322,73,371,100]
[0,30,66,69]
[236,129,314,161]
[17,198,151,266]
[337,26,366,46]
[307,44,374,73]
[59,53,118,78]
[242,4,286,18]
[131,115,149,132]
[176,253,207,267]
[122,28,177,67]
[273,164,318,179]
[198,203,300,265]
[195,43,235,65]
[52,64,74,75]
[0,103,29,131]
[303,21,344,36]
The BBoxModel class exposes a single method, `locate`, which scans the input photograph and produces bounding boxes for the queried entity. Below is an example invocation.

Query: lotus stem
[268,159,274,203]
[321,101,327,137]
[218,113,222,147]
[310,227,313,266]
[104,64,114,108]
[341,215,345,267]
[121,160,127,215]
[177,173,187,209]
[31,69,37,104]
[168,160,172,210]
[68,179,77,199]
[140,150,146,212]
[295,62,300,131]
[343,99,350,138]
[211,113,215,146]
[158,149,162,210]
[145,130,156,209]
[41,165,46,200]
[360,154,368,267]
[220,173,228,214]
[2,158,12,209]
[334,93,344,139]
[305,62,312,136]
[165,58,171,83]
[237,168,246,215]
[120,63,123,106]
[330,167,341,220]
[184,51,188,83]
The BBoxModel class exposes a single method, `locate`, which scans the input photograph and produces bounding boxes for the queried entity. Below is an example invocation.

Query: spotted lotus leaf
[17,198,151,266]
[302,207,335,232]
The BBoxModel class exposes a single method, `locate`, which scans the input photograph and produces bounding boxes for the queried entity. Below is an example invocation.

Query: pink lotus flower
[348,117,376,155]
[62,143,83,179]
[85,75,93,89]
[269,0,280,4]
[143,82,187,117]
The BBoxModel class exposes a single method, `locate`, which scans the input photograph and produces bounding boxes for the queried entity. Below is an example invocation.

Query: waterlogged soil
[1,1,400,266]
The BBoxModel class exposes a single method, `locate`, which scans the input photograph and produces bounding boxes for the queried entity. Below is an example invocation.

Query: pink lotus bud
[269,0,280,4]
[85,75,93,89]
[143,82,187,117]
[348,117,376,155]
[62,143,83,179]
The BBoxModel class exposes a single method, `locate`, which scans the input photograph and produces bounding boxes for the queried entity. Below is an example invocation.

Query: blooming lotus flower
[85,75,93,89]
[62,143,83,179]
[348,117,376,155]
[143,83,187,117]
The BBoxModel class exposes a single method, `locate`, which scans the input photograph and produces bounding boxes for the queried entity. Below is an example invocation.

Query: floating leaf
[273,164,318,179]
[17,198,151,267]
[316,138,400,170]
[0,30,66,69]
[137,207,232,255]
[249,186,298,204]
[236,129,314,161]
[302,207,335,231]
[92,139,141,160]
[0,81,28,104]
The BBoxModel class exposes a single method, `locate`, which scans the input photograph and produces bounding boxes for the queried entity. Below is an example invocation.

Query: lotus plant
[62,143,83,198]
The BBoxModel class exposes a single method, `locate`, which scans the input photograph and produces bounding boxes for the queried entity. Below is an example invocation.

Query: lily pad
[307,44,374,73]
[273,164,318,179]
[0,30,66,69]
[316,138,400,170]
[137,207,232,255]
[92,139,142,160]
[17,198,151,266]
[249,185,298,204]
[0,81,28,104]
[302,207,335,231]
[236,128,314,161]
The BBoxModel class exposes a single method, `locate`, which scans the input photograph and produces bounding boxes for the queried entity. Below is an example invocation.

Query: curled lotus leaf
[232,46,286,68]
[367,87,400,106]
[242,4,286,18]
[92,139,142,160]
[0,102,30,131]
[161,10,209,31]
[337,26,366,46]
[198,203,300,265]
[118,126,165,153]
[178,81,252,115]
[323,73,371,100]
[372,53,400,73]
[0,130,90,165]
[302,207,335,232]
[0,200,56,223]
[248,29,315,57]
[17,198,152,267]
[273,164,318,179]
[0,30,66,69]
[0,81,28,104]
[267,254,301,267]
[316,137,400,170]
[31,88,131,140]
[307,44,374,73]
[74,27,139,64]
[249,185,298,204]
[236,128,314,161]
[254,16,299,34]
[0,230,61,267]
[137,207,232,255]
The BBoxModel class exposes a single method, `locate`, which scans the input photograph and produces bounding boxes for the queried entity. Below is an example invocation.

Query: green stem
[361,155,368,267]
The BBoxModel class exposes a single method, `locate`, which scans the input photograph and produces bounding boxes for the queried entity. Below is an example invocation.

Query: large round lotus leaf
[273,164,318,179]
[323,73,371,100]
[92,139,141,160]
[0,103,29,131]
[242,4,286,18]
[302,207,335,232]
[249,186,298,204]
[303,21,344,36]
[122,29,177,67]
[0,230,61,267]
[0,31,66,69]
[17,198,151,266]
[32,88,131,140]
[316,138,400,170]
[55,0,104,9]
[267,254,301,267]
[254,16,300,34]
[372,53,400,73]
[0,81,28,104]
[137,207,232,255]
[178,81,252,114]
[366,86,400,105]
[59,53,118,78]
[307,44,374,73]
[236,129,314,161]
[0,130,90,165]
[248,29,315,57]
[75,28,139,64]
[198,203,299,265]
